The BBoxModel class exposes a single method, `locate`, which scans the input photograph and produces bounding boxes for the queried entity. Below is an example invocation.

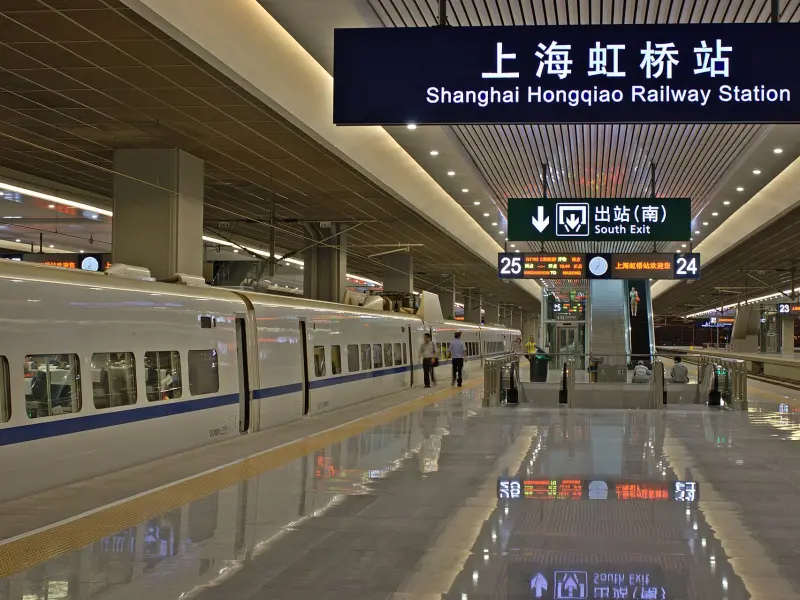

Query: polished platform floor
[3,378,800,600]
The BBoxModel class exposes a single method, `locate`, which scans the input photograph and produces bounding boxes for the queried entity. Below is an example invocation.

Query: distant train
[0,261,519,502]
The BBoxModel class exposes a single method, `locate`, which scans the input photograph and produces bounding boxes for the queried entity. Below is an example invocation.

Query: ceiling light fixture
[752,169,762,175]
[491,222,497,226]
[510,244,516,248]
[429,150,439,156]
[723,200,731,205]
[681,244,687,248]
[0,181,113,217]
[711,212,718,216]
[774,147,784,154]
[79,250,84,253]
[694,230,700,234]
[48,204,55,208]
[406,123,417,130]
[447,171,455,176]
[473,201,480,205]
[462,188,469,193]
[498,230,504,235]
[702,222,708,226]
[515,249,520,253]
[483,212,490,217]
[736,186,744,192]
[14,239,20,243]
[48,244,54,248]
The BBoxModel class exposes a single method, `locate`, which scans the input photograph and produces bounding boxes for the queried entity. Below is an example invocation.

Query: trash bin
[530,353,550,382]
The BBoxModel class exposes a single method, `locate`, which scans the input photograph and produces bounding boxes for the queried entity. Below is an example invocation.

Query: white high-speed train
[0,261,519,502]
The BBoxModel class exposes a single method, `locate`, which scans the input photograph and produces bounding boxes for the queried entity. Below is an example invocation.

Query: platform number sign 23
[673,253,700,279]
[498,253,523,279]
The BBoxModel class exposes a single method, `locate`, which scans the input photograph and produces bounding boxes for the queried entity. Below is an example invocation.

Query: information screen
[498,478,699,501]
[500,253,700,280]
[777,303,800,315]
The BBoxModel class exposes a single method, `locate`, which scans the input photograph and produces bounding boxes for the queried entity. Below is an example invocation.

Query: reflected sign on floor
[334,23,800,125]
[498,478,698,501]
[508,563,670,599]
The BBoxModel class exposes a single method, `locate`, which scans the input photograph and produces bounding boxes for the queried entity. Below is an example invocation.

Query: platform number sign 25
[673,253,700,279]
[498,253,523,279]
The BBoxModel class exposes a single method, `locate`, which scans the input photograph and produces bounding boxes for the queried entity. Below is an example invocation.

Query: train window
[188,350,219,396]
[393,343,402,366]
[331,345,342,375]
[383,344,393,367]
[92,353,137,409]
[313,346,326,377]
[372,344,383,369]
[347,345,360,372]
[145,351,182,401]
[0,357,9,422]
[24,354,82,419]
[402,343,407,364]
[360,344,371,370]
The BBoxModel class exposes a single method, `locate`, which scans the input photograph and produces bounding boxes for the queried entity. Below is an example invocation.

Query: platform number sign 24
[673,253,700,279]
[498,253,523,279]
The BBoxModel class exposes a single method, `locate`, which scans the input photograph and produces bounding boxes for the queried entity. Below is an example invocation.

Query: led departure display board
[508,198,691,242]
[497,478,699,501]
[499,253,700,280]
[334,23,800,125]
[777,303,800,315]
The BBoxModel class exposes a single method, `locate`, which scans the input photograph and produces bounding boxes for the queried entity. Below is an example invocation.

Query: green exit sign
[508,198,691,242]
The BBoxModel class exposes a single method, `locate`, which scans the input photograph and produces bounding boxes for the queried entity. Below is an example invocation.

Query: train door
[235,315,252,433]
[407,327,414,387]
[299,319,310,415]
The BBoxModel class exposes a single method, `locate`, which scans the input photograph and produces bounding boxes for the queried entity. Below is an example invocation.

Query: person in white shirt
[449,332,466,387]
[419,333,436,387]
[632,360,651,383]
[670,356,689,383]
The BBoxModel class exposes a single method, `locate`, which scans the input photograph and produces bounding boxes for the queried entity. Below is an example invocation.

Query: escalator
[627,280,654,367]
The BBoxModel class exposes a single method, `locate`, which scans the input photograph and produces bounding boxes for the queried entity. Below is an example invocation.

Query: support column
[434,278,455,320]
[382,252,413,295]
[303,223,347,303]
[466,292,482,324]
[782,315,795,354]
[113,149,204,281]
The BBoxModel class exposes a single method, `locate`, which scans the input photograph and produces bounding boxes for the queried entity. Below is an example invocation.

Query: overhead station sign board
[499,253,700,280]
[777,303,800,315]
[507,198,691,242]
[498,478,699,501]
[333,23,800,125]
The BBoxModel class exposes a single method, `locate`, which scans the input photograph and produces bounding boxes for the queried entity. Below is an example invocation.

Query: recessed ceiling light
[79,250,84,253]
[711,212,718,216]
[429,150,439,156]
[676,249,682,253]
[14,239,20,243]
[774,147,784,154]
[473,201,480,205]
[48,244,54,248]
[694,230,700,234]
[483,212,490,217]
[702,222,708,226]
[723,200,731,205]
[681,244,687,248]
[515,249,520,253]
[48,204,55,208]
[736,186,744,192]
[407,123,417,130]
[91,214,98,219]
[447,171,455,176]
[491,222,497,226]
[462,188,469,193]
[498,230,504,235]
[752,169,762,175]
[233,249,239,253]
[510,244,516,248]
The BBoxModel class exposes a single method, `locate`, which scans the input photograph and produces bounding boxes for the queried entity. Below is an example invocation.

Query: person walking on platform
[523,335,537,357]
[420,333,437,388]
[630,286,640,317]
[449,331,466,387]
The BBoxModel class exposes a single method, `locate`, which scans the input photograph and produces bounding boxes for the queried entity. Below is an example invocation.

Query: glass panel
[373,344,383,368]
[0,357,9,422]
[145,351,182,401]
[347,345,360,372]
[313,346,326,377]
[402,343,407,364]
[188,350,219,395]
[384,343,393,366]
[394,343,402,365]
[24,354,82,419]
[331,345,342,375]
[361,344,372,370]
[92,352,137,409]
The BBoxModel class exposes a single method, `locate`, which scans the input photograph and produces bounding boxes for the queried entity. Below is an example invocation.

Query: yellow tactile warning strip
[0,379,482,578]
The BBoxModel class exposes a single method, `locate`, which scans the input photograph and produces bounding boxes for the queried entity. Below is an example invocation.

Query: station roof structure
[3,0,800,316]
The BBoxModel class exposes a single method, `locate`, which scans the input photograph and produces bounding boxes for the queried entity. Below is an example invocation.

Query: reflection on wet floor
[2,385,800,600]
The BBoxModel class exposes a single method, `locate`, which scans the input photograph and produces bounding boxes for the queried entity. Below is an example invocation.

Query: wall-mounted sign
[498,478,698,501]
[777,303,800,315]
[499,253,700,280]
[334,23,800,125]
[23,253,110,272]
[508,198,690,242]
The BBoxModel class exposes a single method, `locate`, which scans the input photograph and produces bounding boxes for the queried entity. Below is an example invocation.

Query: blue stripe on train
[0,356,481,446]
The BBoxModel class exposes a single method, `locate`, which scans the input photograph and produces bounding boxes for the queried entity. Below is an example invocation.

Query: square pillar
[113,149,204,280]
[782,315,795,354]
[435,286,455,321]
[382,252,413,295]
[304,223,347,303]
